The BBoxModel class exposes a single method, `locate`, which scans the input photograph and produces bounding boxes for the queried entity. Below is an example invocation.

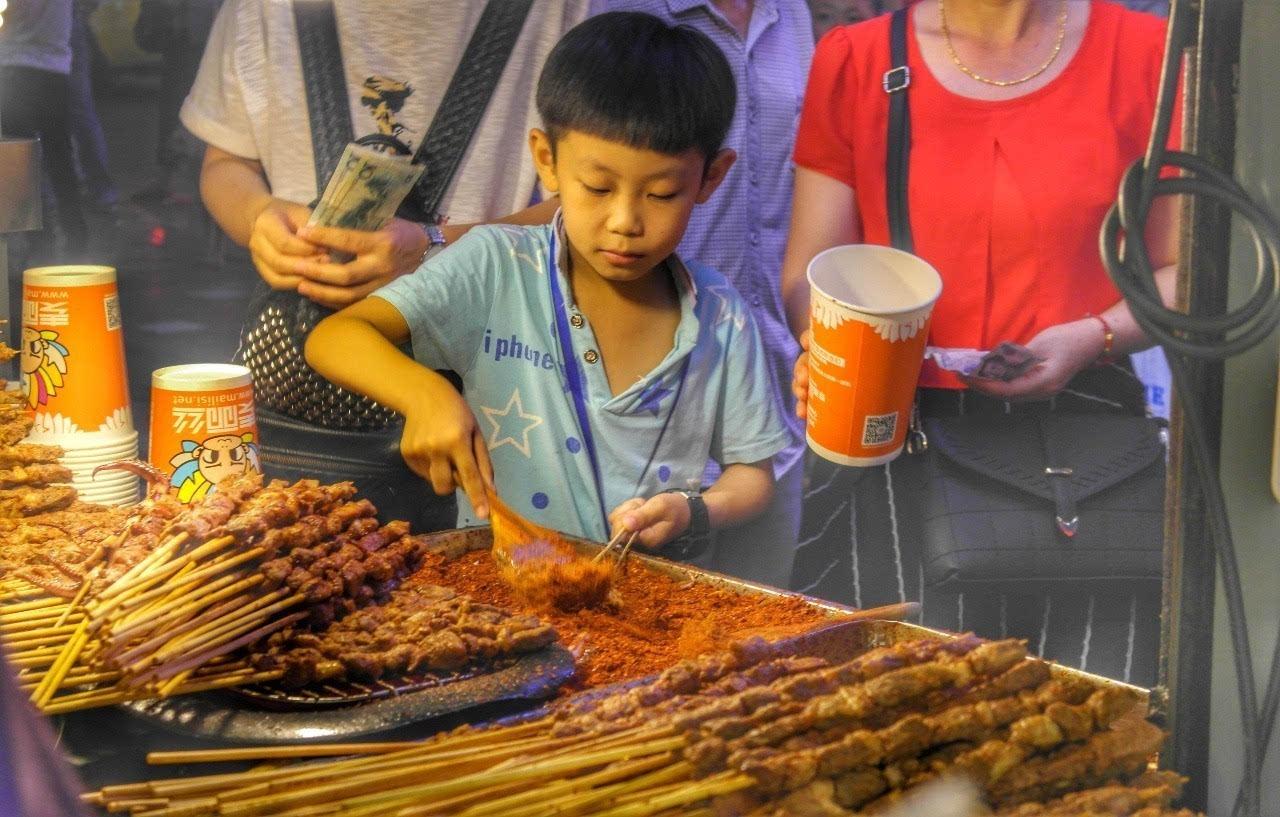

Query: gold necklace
[939,0,1070,88]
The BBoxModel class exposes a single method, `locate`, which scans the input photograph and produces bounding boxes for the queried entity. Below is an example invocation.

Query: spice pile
[409,548,834,689]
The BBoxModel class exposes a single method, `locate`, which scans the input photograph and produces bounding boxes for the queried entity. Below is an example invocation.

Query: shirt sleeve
[371,227,506,376]
[178,0,259,160]
[711,301,792,468]
[792,26,859,188]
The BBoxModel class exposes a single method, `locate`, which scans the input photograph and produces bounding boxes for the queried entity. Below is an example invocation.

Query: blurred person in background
[0,0,88,262]
[69,0,117,211]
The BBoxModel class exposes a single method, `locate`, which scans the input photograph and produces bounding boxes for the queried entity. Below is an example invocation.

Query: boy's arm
[609,459,774,550]
[305,298,493,518]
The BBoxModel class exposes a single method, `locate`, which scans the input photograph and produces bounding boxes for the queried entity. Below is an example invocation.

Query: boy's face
[530,129,734,283]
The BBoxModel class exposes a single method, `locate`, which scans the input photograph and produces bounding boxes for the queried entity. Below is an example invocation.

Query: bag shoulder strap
[292,0,355,196]
[409,0,535,221]
[884,7,914,253]
[292,0,535,219]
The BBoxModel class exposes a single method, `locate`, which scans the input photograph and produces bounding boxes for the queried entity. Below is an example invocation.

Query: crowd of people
[4,0,1177,684]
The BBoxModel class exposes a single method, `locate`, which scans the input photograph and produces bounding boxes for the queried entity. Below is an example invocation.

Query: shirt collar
[665,0,712,15]
[550,209,699,308]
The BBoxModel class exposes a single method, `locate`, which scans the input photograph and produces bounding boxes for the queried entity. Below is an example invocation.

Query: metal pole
[1158,0,1244,810]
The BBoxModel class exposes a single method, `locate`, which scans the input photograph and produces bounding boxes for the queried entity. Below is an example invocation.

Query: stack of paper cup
[21,265,139,504]
[149,364,260,504]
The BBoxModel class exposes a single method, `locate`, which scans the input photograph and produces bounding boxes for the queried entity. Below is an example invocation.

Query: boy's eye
[648,192,678,201]
[582,183,609,195]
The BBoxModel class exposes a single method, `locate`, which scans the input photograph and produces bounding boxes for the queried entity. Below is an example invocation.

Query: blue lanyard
[546,234,691,534]
[548,233,612,532]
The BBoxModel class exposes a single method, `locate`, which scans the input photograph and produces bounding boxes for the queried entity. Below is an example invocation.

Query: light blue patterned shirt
[590,0,813,476]
[373,216,790,541]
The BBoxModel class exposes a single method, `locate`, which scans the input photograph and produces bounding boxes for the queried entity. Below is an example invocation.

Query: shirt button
[751,295,762,307]
[750,231,760,245]
[570,314,584,328]
[750,174,759,186]
[583,349,599,364]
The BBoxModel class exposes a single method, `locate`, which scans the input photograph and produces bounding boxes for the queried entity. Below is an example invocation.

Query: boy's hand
[292,218,430,309]
[400,389,495,519]
[248,201,323,291]
[609,493,691,550]
[791,330,811,421]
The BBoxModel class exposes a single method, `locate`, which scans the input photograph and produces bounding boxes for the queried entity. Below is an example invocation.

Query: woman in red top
[784,0,1178,686]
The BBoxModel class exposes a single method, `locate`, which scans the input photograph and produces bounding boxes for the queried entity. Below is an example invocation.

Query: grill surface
[233,656,523,709]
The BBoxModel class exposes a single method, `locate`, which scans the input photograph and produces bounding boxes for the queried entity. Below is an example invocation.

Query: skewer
[30,618,90,707]
[148,742,430,765]
[55,560,103,628]
[616,531,640,566]
[114,544,264,617]
[591,528,631,564]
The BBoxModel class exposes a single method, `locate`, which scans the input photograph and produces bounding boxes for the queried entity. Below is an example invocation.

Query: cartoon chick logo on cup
[169,433,261,503]
[20,327,70,410]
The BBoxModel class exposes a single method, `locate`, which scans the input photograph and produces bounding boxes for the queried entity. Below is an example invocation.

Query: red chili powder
[408,551,834,690]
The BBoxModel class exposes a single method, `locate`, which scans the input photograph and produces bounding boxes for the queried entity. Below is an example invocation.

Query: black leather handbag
[883,9,1166,590]
[916,415,1165,588]
[243,0,532,529]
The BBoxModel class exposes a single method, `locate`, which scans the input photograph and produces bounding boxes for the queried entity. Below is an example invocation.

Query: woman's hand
[963,319,1106,401]
[248,200,323,291]
[791,330,811,421]
[399,389,495,520]
[291,218,431,309]
[608,493,692,551]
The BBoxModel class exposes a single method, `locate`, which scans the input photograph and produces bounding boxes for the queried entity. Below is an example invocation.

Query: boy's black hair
[536,12,736,162]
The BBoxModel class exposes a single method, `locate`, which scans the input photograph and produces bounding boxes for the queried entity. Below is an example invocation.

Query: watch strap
[682,491,710,537]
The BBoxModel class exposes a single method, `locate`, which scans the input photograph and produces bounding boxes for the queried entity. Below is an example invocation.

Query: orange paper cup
[21,266,132,436]
[149,364,261,503]
[806,245,943,467]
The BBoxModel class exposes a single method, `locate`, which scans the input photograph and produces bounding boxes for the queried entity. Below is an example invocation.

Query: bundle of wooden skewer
[84,632,1193,817]
[1,472,432,713]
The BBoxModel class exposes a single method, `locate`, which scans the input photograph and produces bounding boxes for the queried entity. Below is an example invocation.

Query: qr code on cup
[104,294,122,331]
[862,412,898,447]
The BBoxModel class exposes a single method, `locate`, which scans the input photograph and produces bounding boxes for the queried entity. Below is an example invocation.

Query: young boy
[305,12,789,550]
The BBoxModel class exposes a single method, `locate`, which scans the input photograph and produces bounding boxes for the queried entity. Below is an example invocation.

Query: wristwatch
[419,222,448,262]
[677,490,710,538]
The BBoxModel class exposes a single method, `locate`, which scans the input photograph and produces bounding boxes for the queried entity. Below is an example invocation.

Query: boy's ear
[695,148,736,204]
[528,129,560,194]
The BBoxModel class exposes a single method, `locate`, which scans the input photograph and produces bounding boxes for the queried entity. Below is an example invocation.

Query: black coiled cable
[1100,1,1280,815]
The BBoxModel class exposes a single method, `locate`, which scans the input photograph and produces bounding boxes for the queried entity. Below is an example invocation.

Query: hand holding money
[289,144,428,308]
[926,343,1044,382]
[950,319,1109,402]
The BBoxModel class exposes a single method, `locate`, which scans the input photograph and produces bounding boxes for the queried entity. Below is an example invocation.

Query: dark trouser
[790,365,1162,688]
[69,5,116,206]
[0,66,88,258]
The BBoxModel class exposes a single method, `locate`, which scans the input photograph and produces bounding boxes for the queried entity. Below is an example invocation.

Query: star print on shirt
[635,378,674,416]
[480,389,544,457]
[706,284,747,331]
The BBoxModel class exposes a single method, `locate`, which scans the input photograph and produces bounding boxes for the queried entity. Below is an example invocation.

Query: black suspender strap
[292,0,536,221]
[884,7,915,254]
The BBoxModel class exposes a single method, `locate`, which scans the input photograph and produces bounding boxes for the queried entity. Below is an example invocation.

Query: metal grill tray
[231,654,527,710]
[119,527,1145,744]
[121,644,574,744]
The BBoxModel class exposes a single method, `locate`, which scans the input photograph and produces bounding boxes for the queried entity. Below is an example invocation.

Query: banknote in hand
[307,144,425,260]
[974,342,1044,382]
